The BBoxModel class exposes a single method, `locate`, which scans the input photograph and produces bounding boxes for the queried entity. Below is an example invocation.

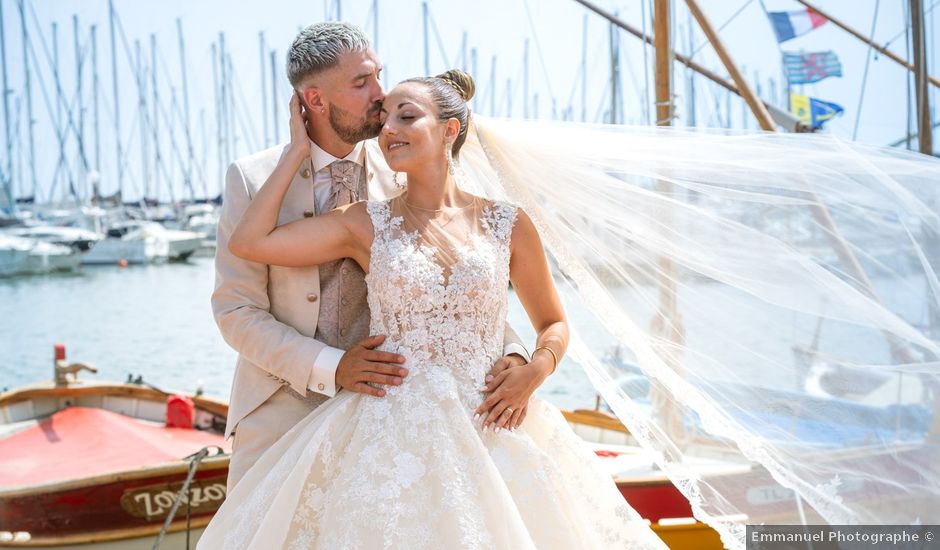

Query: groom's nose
[372,82,386,105]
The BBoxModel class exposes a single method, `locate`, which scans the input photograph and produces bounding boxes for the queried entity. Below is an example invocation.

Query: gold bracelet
[534,346,559,374]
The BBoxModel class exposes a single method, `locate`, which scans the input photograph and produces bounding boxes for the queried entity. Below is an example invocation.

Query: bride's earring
[446,146,457,176]
[394,172,407,190]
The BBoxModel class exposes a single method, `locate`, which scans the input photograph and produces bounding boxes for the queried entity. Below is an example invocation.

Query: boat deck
[0,407,228,488]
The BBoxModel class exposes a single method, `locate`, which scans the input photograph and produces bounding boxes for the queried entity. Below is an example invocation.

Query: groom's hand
[335,335,408,397]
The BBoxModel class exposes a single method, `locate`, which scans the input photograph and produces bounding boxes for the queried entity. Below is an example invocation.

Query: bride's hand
[475,360,549,432]
[288,93,311,157]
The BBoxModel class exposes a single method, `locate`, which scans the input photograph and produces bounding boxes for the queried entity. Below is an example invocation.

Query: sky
[0,0,937,203]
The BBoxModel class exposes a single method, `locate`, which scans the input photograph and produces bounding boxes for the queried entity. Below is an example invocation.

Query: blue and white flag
[790,93,844,129]
[783,51,843,84]
[768,8,827,43]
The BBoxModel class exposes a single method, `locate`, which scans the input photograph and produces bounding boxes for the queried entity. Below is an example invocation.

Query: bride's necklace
[402,197,475,229]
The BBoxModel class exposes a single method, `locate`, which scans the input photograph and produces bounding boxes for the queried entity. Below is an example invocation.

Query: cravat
[325,160,359,211]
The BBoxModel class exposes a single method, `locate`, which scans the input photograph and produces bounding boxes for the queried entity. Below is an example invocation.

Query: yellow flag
[790,93,811,124]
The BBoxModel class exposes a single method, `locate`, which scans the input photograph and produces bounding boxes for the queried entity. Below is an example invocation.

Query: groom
[213,22,529,490]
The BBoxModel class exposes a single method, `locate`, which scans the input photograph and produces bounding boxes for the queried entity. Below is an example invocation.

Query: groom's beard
[328,101,383,144]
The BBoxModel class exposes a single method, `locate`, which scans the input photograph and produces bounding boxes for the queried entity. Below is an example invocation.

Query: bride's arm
[475,208,569,431]
[229,95,367,268]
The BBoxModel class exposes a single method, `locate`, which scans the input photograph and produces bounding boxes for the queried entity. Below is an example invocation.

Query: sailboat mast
[470,47,478,110]
[489,55,496,116]
[373,0,379,53]
[910,0,934,154]
[422,2,430,75]
[270,50,280,144]
[74,15,86,196]
[523,39,529,118]
[177,18,194,196]
[17,1,36,201]
[108,0,123,197]
[581,14,588,122]
[91,25,101,178]
[135,39,150,200]
[151,34,168,204]
[212,42,221,186]
[260,32,268,148]
[608,19,619,124]
[0,0,14,210]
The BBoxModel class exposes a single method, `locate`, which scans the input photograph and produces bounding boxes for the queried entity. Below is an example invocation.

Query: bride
[197,69,667,549]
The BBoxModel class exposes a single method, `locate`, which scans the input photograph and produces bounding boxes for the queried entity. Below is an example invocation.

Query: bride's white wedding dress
[199,198,666,549]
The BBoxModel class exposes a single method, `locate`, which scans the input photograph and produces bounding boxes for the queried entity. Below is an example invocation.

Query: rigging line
[23,1,90,175]
[522,0,557,101]
[153,41,198,178]
[227,61,262,154]
[426,7,451,70]
[18,9,81,201]
[884,0,940,49]
[853,0,880,140]
[688,0,755,60]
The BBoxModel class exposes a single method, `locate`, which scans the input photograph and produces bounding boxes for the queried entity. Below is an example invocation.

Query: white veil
[456,116,940,549]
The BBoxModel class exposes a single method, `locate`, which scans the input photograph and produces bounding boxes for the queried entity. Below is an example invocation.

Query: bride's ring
[505,407,514,415]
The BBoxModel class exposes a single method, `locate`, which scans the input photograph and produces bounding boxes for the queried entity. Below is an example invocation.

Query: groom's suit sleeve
[503,325,530,361]
[212,160,337,398]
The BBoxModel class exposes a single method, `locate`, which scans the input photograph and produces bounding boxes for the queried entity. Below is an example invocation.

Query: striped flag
[790,93,844,129]
[783,51,843,84]
[767,8,827,43]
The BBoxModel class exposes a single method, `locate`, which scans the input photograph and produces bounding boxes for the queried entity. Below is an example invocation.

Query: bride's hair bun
[436,69,475,102]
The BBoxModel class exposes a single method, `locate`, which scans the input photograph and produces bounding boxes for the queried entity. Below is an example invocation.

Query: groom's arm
[502,323,530,362]
[211,160,338,397]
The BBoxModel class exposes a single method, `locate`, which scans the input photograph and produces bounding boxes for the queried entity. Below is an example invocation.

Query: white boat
[5,226,102,253]
[0,235,81,276]
[80,222,168,265]
[160,227,204,261]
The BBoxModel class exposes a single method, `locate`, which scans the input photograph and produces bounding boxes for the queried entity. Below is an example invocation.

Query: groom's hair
[287,22,371,88]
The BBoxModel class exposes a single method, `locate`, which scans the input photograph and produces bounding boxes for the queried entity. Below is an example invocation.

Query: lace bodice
[364,198,518,404]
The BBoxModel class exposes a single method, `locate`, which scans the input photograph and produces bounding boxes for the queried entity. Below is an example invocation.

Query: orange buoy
[117,259,129,268]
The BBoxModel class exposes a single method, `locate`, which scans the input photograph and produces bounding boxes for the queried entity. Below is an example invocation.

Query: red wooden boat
[562,408,733,550]
[0,346,230,549]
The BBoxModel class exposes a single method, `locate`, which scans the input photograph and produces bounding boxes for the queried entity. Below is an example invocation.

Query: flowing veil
[454,116,940,549]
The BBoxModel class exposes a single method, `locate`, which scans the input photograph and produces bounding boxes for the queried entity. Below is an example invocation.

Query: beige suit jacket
[213,140,527,439]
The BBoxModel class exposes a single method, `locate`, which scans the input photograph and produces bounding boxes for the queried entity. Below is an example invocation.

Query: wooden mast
[910,0,933,155]
[572,0,807,131]
[795,0,940,90]
[650,0,686,442]
[685,0,775,131]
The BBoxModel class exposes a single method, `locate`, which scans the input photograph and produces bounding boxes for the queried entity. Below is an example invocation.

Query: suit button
[317,383,325,391]
[301,168,311,178]
[341,298,348,306]
[341,267,348,275]
[307,293,318,302]
[339,328,347,337]
[303,209,314,218]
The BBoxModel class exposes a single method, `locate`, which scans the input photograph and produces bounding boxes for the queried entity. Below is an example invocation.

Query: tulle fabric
[457,117,940,549]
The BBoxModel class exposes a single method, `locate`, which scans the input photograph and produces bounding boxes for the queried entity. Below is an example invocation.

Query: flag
[768,8,827,43]
[783,51,843,84]
[790,93,844,129]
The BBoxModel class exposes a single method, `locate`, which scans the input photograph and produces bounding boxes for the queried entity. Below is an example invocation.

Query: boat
[0,235,82,277]
[4,225,102,253]
[0,345,231,549]
[562,408,730,550]
[80,221,168,265]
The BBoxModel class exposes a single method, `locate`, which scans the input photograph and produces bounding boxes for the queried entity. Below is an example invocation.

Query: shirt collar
[308,138,365,173]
